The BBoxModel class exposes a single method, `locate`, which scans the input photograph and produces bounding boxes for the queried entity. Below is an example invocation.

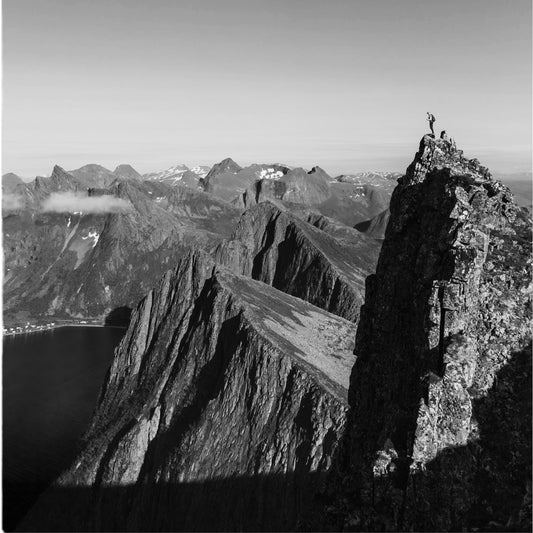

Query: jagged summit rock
[20,249,357,531]
[317,135,531,531]
[405,134,492,183]
[33,165,80,193]
[215,201,380,322]
[203,157,242,183]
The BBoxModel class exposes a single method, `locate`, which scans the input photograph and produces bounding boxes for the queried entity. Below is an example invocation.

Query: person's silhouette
[427,112,436,136]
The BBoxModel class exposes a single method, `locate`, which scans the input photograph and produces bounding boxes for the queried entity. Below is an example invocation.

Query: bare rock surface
[20,250,357,532]
[313,135,532,532]
[214,202,380,322]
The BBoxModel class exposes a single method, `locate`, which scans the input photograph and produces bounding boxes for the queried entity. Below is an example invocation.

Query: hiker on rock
[427,112,436,136]
[440,130,448,141]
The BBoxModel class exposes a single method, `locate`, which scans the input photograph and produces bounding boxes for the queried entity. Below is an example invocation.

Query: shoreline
[3,323,127,337]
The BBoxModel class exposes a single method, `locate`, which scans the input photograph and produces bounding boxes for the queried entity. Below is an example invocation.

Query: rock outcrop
[214,202,380,322]
[20,250,357,532]
[316,135,532,531]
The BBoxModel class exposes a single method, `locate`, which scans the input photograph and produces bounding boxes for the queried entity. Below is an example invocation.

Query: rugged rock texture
[237,167,397,228]
[240,166,331,208]
[20,250,357,532]
[204,160,290,203]
[214,202,380,322]
[3,177,241,323]
[316,135,532,531]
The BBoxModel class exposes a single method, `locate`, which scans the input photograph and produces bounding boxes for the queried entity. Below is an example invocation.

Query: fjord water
[3,326,125,531]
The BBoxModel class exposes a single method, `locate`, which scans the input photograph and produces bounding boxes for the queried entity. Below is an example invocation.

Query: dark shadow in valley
[104,306,132,328]
[305,343,532,532]
[15,471,329,532]
[8,336,531,532]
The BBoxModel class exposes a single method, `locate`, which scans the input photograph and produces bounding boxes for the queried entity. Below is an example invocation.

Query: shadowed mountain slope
[353,207,390,239]
[20,250,357,531]
[313,135,532,532]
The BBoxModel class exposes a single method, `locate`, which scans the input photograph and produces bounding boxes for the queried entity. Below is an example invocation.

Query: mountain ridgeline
[16,135,531,532]
[3,160,390,327]
[20,250,357,531]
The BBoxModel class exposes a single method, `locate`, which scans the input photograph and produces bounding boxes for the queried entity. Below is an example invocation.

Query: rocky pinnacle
[319,135,532,531]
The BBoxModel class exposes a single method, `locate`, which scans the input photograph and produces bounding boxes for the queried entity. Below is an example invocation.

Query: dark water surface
[3,326,125,531]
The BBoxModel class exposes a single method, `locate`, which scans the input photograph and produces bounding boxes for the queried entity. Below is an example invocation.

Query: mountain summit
[317,135,532,531]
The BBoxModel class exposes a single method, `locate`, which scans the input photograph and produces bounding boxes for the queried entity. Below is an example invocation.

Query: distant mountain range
[3,159,399,326]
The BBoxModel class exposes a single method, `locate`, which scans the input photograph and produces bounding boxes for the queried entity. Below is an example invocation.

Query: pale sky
[2,0,532,178]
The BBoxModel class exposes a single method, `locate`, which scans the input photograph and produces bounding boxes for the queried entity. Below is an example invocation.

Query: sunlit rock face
[315,135,532,532]
[214,201,380,322]
[20,250,358,532]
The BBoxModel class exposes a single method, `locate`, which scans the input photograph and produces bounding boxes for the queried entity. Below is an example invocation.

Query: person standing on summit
[426,112,436,136]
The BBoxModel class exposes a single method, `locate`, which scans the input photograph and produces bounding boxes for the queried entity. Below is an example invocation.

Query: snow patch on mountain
[258,168,284,180]
[190,166,210,178]
[81,231,100,248]
[144,164,211,183]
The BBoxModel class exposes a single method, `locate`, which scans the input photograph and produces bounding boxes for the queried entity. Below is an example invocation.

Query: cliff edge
[20,250,357,532]
[317,135,532,531]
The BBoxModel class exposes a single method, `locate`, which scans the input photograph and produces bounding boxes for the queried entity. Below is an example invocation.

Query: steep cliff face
[21,250,357,532]
[214,202,380,322]
[319,135,532,531]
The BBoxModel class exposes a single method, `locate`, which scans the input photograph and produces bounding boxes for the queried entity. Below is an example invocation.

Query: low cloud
[41,192,133,214]
[2,192,24,211]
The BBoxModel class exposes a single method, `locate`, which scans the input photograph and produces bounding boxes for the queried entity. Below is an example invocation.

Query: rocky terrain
[3,167,242,323]
[214,202,380,321]
[20,251,357,532]
[143,164,209,188]
[6,136,532,532]
[311,135,532,532]
[3,161,386,326]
